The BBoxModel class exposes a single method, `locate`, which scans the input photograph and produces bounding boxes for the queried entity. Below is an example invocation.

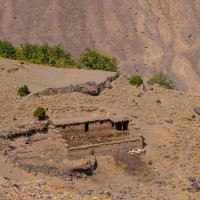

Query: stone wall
[87,120,113,131]
[67,138,141,160]
[55,119,117,136]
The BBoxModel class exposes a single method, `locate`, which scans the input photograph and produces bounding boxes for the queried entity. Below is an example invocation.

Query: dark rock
[70,136,75,140]
[25,138,33,145]
[165,119,173,124]
[186,117,193,121]
[34,172,38,176]
[154,178,165,185]
[192,115,196,119]
[74,81,99,95]
[194,107,200,115]
[104,191,111,196]
[137,92,143,97]
[99,190,104,194]
[123,190,127,194]
[188,176,196,183]
[147,80,153,85]
[3,150,7,156]
[191,182,200,191]
[35,180,47,187]
[86,190,93,195]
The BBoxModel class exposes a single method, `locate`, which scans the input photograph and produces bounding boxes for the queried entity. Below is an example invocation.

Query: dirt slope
[1,59,200,199]
[0,0,200,93]
[0,58,116,93]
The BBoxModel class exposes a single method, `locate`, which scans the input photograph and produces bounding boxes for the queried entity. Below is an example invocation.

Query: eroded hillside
[0,0,200,93]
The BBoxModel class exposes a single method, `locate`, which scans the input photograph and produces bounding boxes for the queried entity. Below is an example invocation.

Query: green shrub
[156,99,161,104]
[150,72,175,89]
[79,48,117,72]
[0,41,119,71]
[0,40,16,59]
[129,75,143,86]
[16,43,76,68]
[33,107,46,120]
[148,160,153,165]
[17,85,30,97]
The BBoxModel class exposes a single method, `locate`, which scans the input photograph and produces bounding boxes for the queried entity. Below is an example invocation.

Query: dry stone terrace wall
[0,121,49,139]
[67,138,142,160]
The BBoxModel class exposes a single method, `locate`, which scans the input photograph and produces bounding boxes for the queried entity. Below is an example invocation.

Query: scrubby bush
[16,43,76,68]
[33,107,46,120]
[156,99,161,104]
[150,72,174,89]
[0,40,16,59]
[0,41,118,71]
[129,75,143,86]
[17,85,30,97]
[148,160,153,165]
[79,48,117,72]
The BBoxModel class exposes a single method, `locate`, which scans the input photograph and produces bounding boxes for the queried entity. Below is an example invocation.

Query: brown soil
[1,60,200,199]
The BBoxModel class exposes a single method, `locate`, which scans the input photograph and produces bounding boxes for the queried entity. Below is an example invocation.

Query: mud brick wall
[64,124,85,133]
[56,120,114,136]
[89,120,113,131]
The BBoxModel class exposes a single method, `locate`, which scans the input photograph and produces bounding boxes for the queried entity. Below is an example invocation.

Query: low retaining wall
[67,138,141,160]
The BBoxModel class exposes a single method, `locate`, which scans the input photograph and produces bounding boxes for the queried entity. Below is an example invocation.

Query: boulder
[194,107,200,115]
[74,81,99,95]
[25,138,33,145]
[165,119,173,124]
[188,176,196,183]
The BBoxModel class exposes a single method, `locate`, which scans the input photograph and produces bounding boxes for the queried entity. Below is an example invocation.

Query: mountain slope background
[0,0,200,93]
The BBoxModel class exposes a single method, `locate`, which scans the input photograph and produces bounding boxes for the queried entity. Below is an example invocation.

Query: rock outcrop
[33,73,119,96]
[193,107,200,115]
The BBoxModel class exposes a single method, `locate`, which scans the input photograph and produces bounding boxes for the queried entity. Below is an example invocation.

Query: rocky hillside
[0,0,200,93]
[1,59,200,199]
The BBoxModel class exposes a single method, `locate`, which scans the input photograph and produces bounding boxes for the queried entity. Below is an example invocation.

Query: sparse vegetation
[156,99,161,104]
[16,43,76,68]
[33,107,46,120]
[17,85,30,97]
[79,48,117,72]
[0,40,16,59]
[129,75,143,86]
[0,41,117,72]
[148,160,153,165]
[150,72,175,89]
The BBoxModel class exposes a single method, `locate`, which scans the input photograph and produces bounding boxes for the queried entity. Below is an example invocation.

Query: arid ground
[1,59,200,199]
